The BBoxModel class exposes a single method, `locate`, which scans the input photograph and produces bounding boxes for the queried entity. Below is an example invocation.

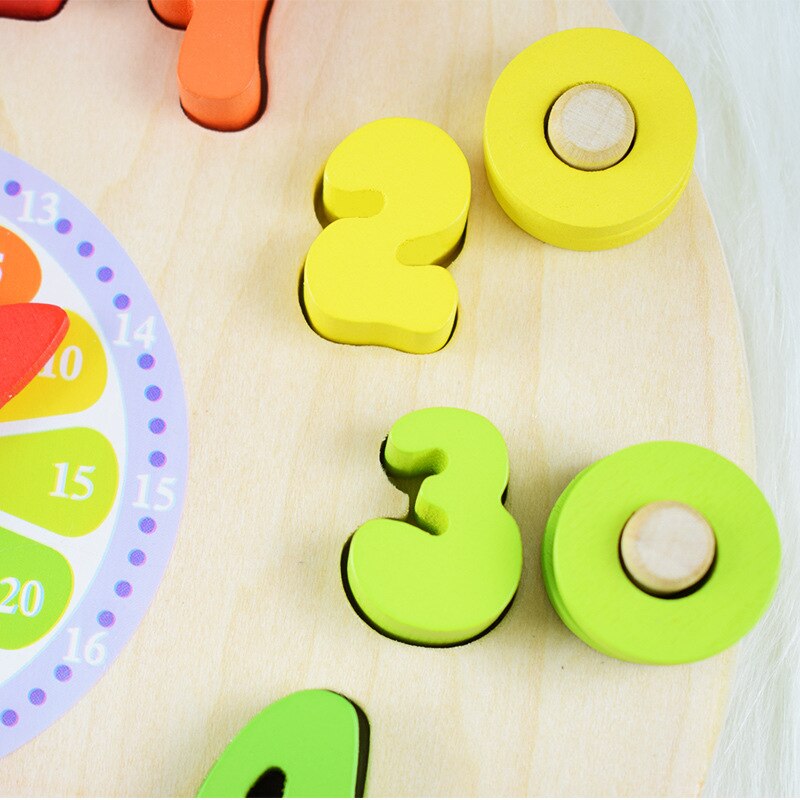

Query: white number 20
[0,578,44,617]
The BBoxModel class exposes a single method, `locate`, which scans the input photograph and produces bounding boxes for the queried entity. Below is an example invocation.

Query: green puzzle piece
[542,441,781,664]
[197,690,366,798]
[346,407,523,646]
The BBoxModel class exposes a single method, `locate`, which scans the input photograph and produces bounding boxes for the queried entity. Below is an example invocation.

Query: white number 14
[114,314,156,351]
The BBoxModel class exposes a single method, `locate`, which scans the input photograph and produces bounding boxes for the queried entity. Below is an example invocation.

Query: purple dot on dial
[139,517,156,534]
[77,241,94,258]
[97,610,115,628]
[28,689,46,706]
[55,218,72,234]
[4,180,21,196]
[113,293,130,310]
[138,353,155,370]
[1,709,18,727]
[97,266,114,282]
[149,418,166,434]
[145,385,162,402]
[54,664,72,682]
[128,549,147,566]
[149,451,166,468]
[115,580,133,598]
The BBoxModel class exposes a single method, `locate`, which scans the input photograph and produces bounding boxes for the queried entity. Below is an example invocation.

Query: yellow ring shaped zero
[484,28,697,250]
[541,442,780,664]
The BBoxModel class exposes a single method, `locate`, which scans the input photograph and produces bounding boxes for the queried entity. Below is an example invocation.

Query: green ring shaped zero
[542,441,781,664]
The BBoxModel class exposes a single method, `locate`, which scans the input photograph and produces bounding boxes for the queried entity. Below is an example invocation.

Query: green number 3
[345,407,523,646]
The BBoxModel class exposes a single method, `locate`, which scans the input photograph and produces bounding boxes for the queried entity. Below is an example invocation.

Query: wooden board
[0,0,753,795]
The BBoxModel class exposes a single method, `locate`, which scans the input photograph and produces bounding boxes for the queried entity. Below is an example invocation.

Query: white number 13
[17,190,60,225]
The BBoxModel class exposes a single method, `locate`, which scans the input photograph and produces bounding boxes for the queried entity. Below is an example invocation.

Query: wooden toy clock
[0,0,780,796]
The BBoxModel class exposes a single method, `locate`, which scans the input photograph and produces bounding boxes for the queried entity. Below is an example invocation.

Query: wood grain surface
[0,0,753,795]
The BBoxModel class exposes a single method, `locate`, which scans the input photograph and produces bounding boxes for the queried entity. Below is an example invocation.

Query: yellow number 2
[303,118,471,354]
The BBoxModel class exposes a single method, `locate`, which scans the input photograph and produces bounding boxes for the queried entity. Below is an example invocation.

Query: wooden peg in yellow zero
[483,28,697,250]
[197,690,367,798]
[303,118,471,354]
[542,442,781,664]
[346,408,522,646]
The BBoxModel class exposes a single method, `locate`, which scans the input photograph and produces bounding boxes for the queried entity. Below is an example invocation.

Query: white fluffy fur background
[610,2,800,796]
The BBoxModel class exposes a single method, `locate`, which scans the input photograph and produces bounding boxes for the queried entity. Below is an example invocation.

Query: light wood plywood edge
[0,0,753,795]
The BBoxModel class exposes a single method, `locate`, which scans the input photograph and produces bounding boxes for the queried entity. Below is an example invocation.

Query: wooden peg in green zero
[197,690,367,798]
[346,407,523,646]
[541,441,781,664]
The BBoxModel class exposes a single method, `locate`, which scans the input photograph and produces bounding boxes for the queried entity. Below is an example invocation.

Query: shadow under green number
[197,689,368,798]
[345,407,523,646]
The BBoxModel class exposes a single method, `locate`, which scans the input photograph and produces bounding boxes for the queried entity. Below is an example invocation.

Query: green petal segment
[0,526,73,650]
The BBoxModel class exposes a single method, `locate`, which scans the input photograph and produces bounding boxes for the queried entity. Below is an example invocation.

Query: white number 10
[114,313,156,351]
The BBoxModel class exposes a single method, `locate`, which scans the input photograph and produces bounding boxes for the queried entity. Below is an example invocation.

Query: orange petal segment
[0,225,42,304]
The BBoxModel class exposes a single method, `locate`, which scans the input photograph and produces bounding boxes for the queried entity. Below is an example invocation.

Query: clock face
[0,148,188,756]
[0,1,763,793]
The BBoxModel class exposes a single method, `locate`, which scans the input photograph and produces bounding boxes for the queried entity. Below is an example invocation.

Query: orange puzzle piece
[151,0,270,131]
